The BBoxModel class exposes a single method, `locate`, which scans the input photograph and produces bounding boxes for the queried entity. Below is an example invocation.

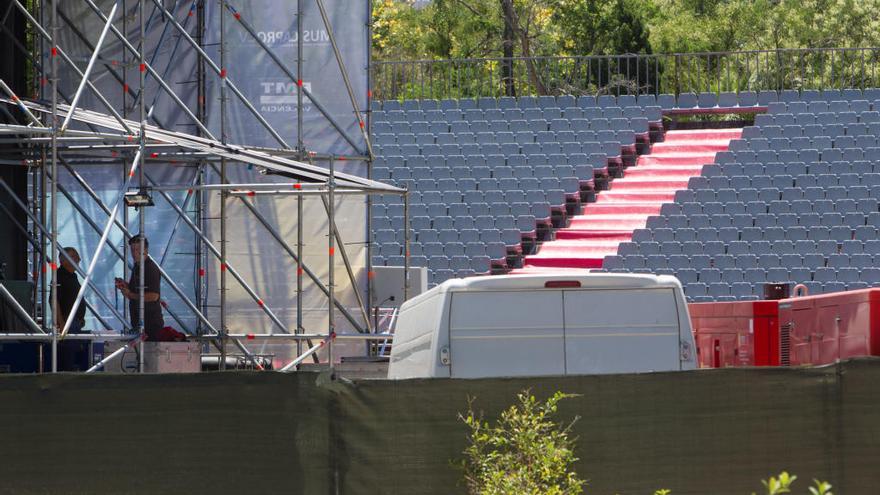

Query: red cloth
[147,326,188,342]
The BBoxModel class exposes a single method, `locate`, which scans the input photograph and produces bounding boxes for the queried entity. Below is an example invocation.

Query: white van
[387,272,696,379]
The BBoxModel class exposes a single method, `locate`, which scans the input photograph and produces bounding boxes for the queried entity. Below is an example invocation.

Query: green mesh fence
[1,359,878,494]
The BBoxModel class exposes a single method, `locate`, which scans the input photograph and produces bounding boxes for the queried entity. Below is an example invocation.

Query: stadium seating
[374,90,880,295]
[603,90,880,300]
[371,95,659,286]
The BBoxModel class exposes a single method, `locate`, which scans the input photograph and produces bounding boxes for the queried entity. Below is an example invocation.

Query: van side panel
[449,291,565,378]
[563,288,681,374]
[388,291,447,379]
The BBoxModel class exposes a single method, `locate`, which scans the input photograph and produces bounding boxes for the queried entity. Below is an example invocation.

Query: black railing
[371,47,880,101]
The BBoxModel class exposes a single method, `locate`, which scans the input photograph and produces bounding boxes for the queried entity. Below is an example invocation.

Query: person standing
[56,247,86,334]
[114,235,164,340]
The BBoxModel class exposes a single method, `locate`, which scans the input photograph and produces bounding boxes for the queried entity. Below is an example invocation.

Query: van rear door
[448,290,565,378]
[563,288,682,374]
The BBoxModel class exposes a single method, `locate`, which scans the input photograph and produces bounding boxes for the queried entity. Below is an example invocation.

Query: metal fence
[371,47,880,101]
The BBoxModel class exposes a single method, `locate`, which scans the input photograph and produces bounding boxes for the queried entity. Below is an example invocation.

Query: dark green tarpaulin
[1,359,878,494]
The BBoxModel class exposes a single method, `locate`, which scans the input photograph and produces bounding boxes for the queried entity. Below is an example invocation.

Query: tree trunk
[501,1,546,95]
[500,0,515,96]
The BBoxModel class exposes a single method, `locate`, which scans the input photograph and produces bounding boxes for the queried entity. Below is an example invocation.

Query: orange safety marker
[367,270,375,279]
[293,183,302,189]
[328,247,335,256]
[49,262,57,271]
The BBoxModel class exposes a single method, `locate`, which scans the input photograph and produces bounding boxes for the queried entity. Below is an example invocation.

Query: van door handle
[440,346,451,366]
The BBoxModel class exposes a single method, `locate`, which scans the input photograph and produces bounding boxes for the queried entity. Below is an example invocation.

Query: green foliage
[372,0,880,60]
[753,471,834,495]
[459,390,584,495]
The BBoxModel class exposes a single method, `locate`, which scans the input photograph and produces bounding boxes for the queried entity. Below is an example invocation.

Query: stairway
[520,128,742,270]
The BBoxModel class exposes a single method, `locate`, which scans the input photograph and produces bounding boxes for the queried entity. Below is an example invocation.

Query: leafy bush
[459,390,584,495]
[459,390,835,495]
[754,471,833,495]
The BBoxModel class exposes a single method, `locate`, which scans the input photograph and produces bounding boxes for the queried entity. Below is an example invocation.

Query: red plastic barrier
[689,300,780,367]
[689,288,880,368]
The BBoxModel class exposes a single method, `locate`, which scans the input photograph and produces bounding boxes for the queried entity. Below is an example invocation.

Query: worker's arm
[120,287,160,303]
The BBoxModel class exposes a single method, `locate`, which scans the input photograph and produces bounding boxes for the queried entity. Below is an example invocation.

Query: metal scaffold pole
[327,155,335,374]
[49,0,59,372]
[296,0,304,359]
[138,0,147,373]
[122,0,130,337]
[218,0,228,369]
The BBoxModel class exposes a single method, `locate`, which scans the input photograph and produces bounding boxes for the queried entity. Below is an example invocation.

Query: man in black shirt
[56,247,86,334]
[115,235,164,339]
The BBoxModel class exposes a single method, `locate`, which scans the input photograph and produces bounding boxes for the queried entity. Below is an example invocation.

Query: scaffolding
[0,0,408,374]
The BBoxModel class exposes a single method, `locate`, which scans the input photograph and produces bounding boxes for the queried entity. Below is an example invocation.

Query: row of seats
[607,252,880,269]
[755,110,880,126]
[647,212,878,229]
[378,152,598,169]
[730,135,880,150]
[608,260,880,280]
[375,141,624,160]
[719,148,880,163]
[633,225,880,242]
[704,173,880,188]
[768,100,880,114]
[374,129,640,146]
[740,122,880,139]
[619,239,880,256]
[374,106,660,124]
[712,161,880,177]
[376,165,594,183]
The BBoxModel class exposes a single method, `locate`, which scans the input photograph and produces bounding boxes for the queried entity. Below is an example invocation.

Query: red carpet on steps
[520,128,742,271]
